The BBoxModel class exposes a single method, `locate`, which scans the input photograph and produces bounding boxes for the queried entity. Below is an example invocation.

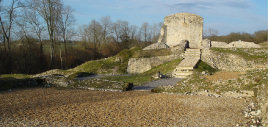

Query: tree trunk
[49,41,55,68]
[60,49,63,69]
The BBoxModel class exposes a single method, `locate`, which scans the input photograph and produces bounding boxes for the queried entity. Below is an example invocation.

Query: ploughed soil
[0,88,251,126]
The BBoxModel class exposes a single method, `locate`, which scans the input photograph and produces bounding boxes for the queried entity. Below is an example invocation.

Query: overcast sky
[64,0,268,35]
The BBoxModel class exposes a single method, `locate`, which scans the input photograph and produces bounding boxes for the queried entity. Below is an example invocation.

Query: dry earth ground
[0,88,251,126]
[204,72,242,81]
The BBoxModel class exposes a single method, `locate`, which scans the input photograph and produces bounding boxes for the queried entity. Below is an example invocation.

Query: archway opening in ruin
[184,40,190,51]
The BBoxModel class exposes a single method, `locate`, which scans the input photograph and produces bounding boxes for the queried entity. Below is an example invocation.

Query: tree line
[0,0,161,74]
[204,28,268,44]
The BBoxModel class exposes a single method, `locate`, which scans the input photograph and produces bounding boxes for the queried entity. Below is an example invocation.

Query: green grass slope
[70,47,141,74]
[102,58,182,85]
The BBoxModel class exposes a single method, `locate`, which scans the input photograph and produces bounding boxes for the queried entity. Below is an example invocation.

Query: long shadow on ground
[0,77,44,92]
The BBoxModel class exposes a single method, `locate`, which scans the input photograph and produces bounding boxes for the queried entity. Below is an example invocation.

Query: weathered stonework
[211,41,228,48]
[211,41,261,48]
[143,42,169,50]
[127,55,179,74]
[158,13,203,48]
[201,49,268,71]
[201,39,211,49]
[170,40,188,56]
[226,41,261,48]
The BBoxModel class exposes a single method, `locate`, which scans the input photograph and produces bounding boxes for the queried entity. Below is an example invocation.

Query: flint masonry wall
[158,13,203,48]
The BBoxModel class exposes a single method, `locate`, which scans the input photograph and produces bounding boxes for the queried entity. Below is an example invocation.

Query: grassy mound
[71,47,172,74]
[71,47,141,74]
[102,58,182,85]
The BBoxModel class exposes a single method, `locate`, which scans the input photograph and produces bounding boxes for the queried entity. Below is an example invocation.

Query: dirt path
[0,88,251,126]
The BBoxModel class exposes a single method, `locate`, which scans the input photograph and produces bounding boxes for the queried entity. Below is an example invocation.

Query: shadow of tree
[0,77,44,92]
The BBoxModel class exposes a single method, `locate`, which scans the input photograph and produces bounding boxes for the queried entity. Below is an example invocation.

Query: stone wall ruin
[157,13,203,49]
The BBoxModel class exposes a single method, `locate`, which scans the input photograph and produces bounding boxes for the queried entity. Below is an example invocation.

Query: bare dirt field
[204,71,242,81]
[0,88,251,126]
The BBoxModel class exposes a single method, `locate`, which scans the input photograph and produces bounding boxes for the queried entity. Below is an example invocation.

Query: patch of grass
[211,48,268,62]
[71,57,116,73]
[144,58,182,75]
[33,69,75,78]
[0,74,32,79]
[195,61,218,74]
[103,58,183,85]
[153,69,268,94]
[116,47,142,60]
[71,47,175,76]
[62,78,130,91]
[132,48,171,58]
[71,47,142,74]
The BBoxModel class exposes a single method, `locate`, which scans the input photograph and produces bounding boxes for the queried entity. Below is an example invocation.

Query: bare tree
[21,2,45,53]
[119,21,130,42]
[151,22,162,42]
[0,0,21,52]
[204,28,218,37]
[0,0,4,48]
[16,15,29,41]
[100,16,111,43]
[129,25,138,40]
[88,19,102,45]
[32,0,63,67]
[140,22,149,42]
[112,21,121,42]
[58,5,74,53]
[79,24,90,42]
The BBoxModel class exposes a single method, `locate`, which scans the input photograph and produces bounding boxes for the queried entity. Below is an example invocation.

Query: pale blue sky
[64,0,268,35]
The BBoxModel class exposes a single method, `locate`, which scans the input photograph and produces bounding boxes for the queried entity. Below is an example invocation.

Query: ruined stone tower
[158,13,203,49]
[132,13,205,76]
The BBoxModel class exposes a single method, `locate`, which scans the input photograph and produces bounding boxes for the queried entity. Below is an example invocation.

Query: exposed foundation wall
[211,41,228,48]
[211,41,261,48]
[127,55,179,74]
[143,43,169,50]
[226,41,261,48]
[201,49,268,71]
